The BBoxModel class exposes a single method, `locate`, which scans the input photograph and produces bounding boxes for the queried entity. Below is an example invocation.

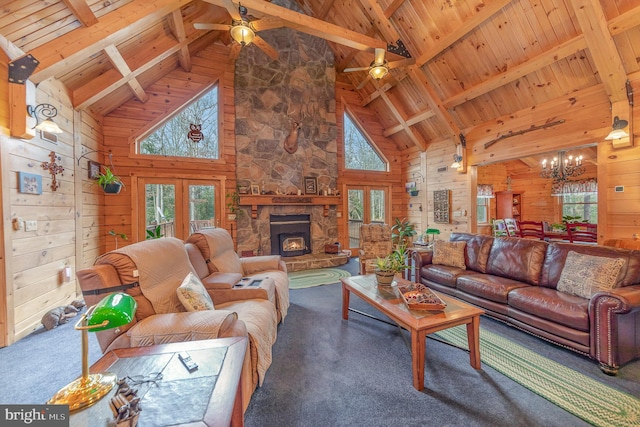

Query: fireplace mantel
[239,195,340,219]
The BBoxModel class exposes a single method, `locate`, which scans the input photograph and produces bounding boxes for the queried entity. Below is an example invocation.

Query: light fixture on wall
[369,61,389,80]
[540,150,585,182]
[229,20,255,46]
[48,293,137,412]
[26,103,63,134]
[604,116,629,140]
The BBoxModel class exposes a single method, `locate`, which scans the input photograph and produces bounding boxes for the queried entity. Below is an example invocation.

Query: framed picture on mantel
[304,176,317,195]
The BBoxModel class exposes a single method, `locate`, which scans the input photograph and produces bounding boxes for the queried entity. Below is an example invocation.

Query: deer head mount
[284,110,306,154]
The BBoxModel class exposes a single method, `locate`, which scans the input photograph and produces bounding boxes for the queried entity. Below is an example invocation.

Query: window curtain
[551,178,597,196]
[477,184,494,198]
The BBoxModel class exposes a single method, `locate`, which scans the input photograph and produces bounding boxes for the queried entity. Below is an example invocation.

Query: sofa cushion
[556,251,625,299]
[457,274,529,304]
[187,229,242,274]
[432,240,466,269]
[177,272,215,311]
[486,237,547,285]
[508,287,589,331]
[420,265,465,288]
[450,233,494,273]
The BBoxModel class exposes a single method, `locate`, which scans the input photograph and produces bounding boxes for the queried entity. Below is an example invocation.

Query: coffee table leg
[411,329,425,390]
[466,315,481,369]
[342,283,350,320]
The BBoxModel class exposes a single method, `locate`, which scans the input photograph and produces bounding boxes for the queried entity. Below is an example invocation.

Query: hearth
[270,214,311,257]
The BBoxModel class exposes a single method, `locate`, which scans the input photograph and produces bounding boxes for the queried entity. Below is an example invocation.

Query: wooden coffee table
[70,337,246,427]
[341,275,484,391]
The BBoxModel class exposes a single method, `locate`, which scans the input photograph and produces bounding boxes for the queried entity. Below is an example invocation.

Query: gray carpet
[1,258,638,427]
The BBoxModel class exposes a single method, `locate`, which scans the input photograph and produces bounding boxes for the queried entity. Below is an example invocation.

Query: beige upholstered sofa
[76,231,290,411]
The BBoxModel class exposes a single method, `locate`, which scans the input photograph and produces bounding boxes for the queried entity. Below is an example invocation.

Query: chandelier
[540,151,585,182]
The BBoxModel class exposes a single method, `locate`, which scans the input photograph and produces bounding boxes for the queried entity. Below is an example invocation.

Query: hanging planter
[95,167,124,194]
[409,189,419,197]
[102,182,123,194]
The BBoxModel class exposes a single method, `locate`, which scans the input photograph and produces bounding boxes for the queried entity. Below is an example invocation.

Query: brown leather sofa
[413,233,640,374]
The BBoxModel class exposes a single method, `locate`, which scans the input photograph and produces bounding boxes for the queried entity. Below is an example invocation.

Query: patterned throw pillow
[557,251,625,299]
[432,240,467,270]
[177,272,215,311]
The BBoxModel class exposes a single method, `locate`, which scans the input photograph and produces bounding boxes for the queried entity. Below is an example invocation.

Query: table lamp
[49,292,137,412]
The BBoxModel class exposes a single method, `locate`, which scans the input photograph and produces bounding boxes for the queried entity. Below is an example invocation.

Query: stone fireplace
[234,0,338,256]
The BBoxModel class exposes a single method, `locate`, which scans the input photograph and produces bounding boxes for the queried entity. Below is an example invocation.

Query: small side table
[70,337,247,427]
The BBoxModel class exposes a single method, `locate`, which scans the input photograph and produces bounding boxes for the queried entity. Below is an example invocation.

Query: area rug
[434,325,640,427]
[288,268,351,289]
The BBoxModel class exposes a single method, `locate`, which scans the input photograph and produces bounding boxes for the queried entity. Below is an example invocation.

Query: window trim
[342,107,389,172]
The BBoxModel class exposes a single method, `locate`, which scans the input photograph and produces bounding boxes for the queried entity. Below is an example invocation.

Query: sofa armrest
[201,272,243,290]
[412,250,434,273]
[125,311,242,348]
[589,285,640,371]
[240,255,283,275]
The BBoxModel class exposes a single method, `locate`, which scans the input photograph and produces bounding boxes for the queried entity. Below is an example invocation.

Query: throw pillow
[557,251,625,299]
[177,272,215,311]
[432,240,467,270]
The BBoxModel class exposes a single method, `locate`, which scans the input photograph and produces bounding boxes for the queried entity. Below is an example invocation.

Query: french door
[136,177,221,241]
[346,185,389,253]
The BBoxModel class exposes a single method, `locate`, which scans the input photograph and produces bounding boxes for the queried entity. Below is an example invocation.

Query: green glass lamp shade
[87,292,137,332]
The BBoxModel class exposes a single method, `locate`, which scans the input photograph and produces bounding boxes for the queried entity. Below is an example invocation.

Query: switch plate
[25,220,37,231]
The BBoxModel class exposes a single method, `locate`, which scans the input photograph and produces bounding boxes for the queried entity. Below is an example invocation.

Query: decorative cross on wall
[41,151,64,191]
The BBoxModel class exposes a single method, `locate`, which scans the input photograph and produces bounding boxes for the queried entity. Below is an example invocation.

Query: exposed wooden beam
[379,91,427,150]
[570,0,628,102]
[168,9,192,72]
[103,45,149,104]
[519,157,540,168]
[336,27,377,72]
[317,0,337,20]
[384,0,405,19]
[443,35,586,108]
[384,109,436,137]
[415,0,512,66]
[203,0,386,51]
[62,0,98,27]
[361,70,409,106]
[20,0,192,84]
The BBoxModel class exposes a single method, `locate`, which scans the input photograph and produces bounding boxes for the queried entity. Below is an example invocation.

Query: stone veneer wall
[234,0,338,256]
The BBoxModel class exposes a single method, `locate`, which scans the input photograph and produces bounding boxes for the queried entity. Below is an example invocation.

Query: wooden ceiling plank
[415,0,512,67]
[62,0,98,27]
[443,35,586,108]
[203,0,385,51]
[317,0,337,20]
[22,0,193,84]
[169,9,192,72]
[570,0,628,102]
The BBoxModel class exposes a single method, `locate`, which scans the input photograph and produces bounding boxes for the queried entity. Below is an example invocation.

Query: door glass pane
[348,189,364,248]
[189,184,217,234]
[145,184,176,238]
[370,189,385,223]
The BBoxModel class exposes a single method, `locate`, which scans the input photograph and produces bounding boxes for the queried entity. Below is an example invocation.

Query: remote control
[178,352,198,372]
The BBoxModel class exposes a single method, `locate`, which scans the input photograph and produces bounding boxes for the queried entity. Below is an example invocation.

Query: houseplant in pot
[374,246,408,286]
[96,167,124,194]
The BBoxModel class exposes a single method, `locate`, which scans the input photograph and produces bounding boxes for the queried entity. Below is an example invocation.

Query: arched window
[343,112,386,171]
[138,86,219,159]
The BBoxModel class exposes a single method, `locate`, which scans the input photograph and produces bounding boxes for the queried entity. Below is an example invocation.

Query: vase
[375,270,395,286]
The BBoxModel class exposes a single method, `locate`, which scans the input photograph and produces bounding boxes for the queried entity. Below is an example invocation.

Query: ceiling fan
[194,3,281,60]
[344,47,415,89]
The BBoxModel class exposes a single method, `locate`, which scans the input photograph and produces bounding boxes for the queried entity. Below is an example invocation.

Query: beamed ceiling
[1,0,639,154]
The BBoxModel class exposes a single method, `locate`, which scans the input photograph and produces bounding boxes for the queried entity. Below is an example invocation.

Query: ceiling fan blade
[253,36,279,60]
[251,17,284,32]
[356,74,372,90]
[221,0,242,21]
[228,43,242,62]
[388,57,416,69]
[374,47,386,65]
[343,66,369,72]
[194,23,231,31]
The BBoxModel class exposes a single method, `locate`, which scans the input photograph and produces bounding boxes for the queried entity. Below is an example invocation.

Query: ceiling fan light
[230,21,255,46]
[369,63,389,80]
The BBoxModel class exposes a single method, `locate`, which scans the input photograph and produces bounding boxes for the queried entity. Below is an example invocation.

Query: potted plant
[146,225,163,239]
[96,167,124,194]
[226,189,244,220]
[391,217,417,249]
[108,229,127,249]
[374,246,408,286]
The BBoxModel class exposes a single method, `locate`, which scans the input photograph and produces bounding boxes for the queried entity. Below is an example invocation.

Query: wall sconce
[229,20,255,46]
[451,144,463,169]
[605,116,629,140]
[26,103,63,134]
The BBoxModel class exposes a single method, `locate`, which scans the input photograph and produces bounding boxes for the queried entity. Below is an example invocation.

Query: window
[138,86,219,159]
[562,193,597,223]
[343,113,386,171]
[477,197,489,224]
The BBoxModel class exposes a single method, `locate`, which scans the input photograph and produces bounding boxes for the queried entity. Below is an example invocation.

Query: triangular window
[138,86,219,159]
[343,112,386,171]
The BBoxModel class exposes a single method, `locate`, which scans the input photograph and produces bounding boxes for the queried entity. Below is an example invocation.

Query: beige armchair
[358,223,393,274]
